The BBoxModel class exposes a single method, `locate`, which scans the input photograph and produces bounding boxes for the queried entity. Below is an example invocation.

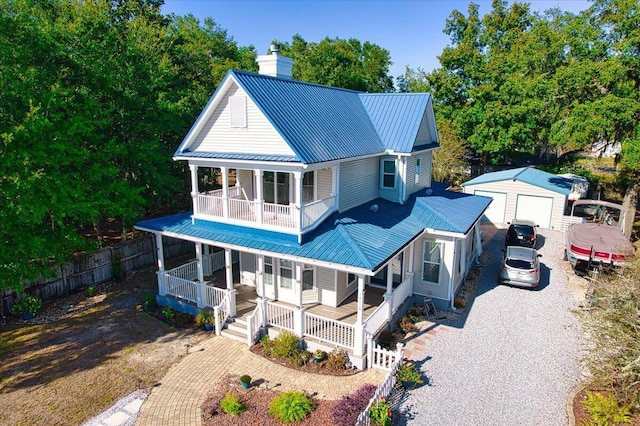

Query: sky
[161,0,592,78]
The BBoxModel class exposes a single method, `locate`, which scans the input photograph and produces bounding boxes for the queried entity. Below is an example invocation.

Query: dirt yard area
[0,268,210,426]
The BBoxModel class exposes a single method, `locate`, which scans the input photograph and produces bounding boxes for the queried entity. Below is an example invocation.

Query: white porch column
[293,171,303,230]
[295,262,303,308]
[190,164,199,215]
[386,264,393,295]
[257,255,265,298]
[331,166,338,196]
[224,248,233,290]
[155,234,166,296]
[195,243,204,308]
[356,274,365,325]
[255,169,264,224]
[294,306,306,338]
[407,241,415,278]
[221,167,229,218]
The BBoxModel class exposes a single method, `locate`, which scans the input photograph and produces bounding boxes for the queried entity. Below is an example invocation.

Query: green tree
[276,34,394,92]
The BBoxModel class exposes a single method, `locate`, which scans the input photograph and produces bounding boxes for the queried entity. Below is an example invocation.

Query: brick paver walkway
[137,336,387,425]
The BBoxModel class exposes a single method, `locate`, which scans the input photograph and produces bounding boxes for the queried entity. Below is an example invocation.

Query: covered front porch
[158,251,415,369]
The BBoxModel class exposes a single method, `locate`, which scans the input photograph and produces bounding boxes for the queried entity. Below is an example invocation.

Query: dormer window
[381,159,396,188]
[229,96,246,128]
[415,157,421,184]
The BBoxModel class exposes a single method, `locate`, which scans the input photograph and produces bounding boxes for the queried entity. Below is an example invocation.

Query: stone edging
[566,384,584,426]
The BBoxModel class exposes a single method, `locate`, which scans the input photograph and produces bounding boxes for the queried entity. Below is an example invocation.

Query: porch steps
[220,317,249,344]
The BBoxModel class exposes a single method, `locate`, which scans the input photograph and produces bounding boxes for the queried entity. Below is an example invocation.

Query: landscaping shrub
[582,392,631,425]
[220,391,244,416]
[271,331,302,359]
[260,334,273,356]
[332,383,377,426]
[377,330,399,349]
[267,391,315,423]
[326,348,349,372]
[369,398,392,426]
[10,295,43,316]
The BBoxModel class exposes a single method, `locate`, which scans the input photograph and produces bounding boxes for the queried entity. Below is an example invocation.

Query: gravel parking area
[397,226,586,425]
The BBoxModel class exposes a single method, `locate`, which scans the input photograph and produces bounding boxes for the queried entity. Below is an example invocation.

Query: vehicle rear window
[512,225,533,235]
[506,259,534,269]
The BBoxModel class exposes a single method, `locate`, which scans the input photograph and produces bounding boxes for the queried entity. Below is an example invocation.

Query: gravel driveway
[397,226,585,425]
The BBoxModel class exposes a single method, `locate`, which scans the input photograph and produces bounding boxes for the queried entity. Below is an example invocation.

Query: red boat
[565,199,634,269]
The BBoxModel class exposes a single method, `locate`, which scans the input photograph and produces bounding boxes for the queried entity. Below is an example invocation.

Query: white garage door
[515,195,553,228]
[473,190,506,224]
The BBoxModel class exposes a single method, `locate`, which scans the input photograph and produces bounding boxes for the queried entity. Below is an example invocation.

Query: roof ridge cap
[414,197,459,231]
[336,224,374,269]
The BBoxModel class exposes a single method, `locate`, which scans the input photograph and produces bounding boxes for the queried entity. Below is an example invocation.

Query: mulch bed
[201,375,337,426]
[249,343,360,376]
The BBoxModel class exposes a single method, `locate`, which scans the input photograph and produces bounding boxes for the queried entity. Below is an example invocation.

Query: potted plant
[240,375,251,389]
[11,294,43,320]
[369,398,392,426]
[195,311,215,331]
[395,361,423,390]
[313,349,325,362]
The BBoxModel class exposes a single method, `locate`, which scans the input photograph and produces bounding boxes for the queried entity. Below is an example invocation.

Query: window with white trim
[264,257,273,286]
[229,96,246,128]
[381,159,396,188]
[422,241,442,284]
[415,158,421,184]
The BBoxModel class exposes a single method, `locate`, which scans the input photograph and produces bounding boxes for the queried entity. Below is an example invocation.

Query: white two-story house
[135,47,491,369]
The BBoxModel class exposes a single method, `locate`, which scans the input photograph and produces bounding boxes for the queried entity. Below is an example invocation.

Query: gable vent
[229,96,246,128]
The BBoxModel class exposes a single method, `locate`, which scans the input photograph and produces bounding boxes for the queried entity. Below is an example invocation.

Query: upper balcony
[190,166,338,235]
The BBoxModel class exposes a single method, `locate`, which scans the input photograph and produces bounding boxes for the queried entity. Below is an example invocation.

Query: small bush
[377,330,399,349]
[395,361,423,386]
[195,311,214,328]
[332,383,377,426]
[369,399,392,426]
[268,391,315,423]
[407,306,422,322]
[142,294,158,312]
[271,331,302,359]
[260,334,273,356]
[326,348,349,372]
[582,391,631,425]
[220,391,244,416]
[87,286,95,297]
[398,316,415,333]
[11,295,43,315]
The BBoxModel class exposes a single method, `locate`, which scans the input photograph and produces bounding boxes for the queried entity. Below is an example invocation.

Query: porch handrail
[163,273,198,304]
[363,299,391,336]
[392,275,413,313]
[214,291,231,335]
[304,312,355,350]
[262,202,295,228]
[196,194,224,217]
[246,300,265,346]
[265,301,296,331]
[228,198,255,221]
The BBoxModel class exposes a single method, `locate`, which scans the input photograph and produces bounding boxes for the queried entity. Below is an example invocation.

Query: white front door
[277,259,297,304]
[263,256,276,299]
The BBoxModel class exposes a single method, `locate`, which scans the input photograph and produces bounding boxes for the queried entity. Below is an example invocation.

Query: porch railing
[214,291,232,335]
[228,198,256,221]
[167,260,198,281]
[266,301,296,331]
[304,312,355,349]
[202,285,227,308]
[363,299,391,336]
[301,196,336,229]
[246,299,265,346]
[164,275,198,304]
[263,202,295,228]
[392,275,413,312]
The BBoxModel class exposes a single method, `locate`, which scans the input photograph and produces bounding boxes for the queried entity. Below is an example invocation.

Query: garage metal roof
[462,166,573,195]
[136,186,490,272]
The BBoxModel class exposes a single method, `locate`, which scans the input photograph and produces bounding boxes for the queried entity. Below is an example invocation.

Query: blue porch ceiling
[136,185,491,272]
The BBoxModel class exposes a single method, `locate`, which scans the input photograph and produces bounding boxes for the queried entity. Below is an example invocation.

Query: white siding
[239,252,256,286]
[339,157,379,211]
[317,168,333,199]
[406,156,417,197]
[463,180,567,229]
[189,84,296,157]
[335,271,357,307]
[411,236,453,301]
[316,267,336,306]
[414,111,434,145]
[423,151,433,188]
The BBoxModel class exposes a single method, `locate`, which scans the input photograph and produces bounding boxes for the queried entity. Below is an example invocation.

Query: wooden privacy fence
[1,235,192,316]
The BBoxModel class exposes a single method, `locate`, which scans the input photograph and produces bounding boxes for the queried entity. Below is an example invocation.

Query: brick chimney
[256,43,293,79]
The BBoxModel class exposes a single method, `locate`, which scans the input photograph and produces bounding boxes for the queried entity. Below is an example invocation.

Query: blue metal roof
[136,185,490,271]
[231,71,384,164]
[175,70,436,164]
[359,93,432,153]
[462,166,573,195]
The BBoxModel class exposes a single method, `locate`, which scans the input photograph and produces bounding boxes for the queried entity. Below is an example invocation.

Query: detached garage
[461,167,574,230]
